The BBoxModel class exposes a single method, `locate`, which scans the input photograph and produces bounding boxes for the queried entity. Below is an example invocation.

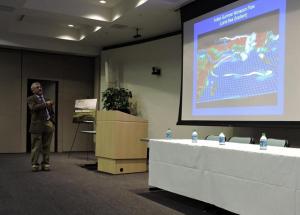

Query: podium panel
[98,158,147,174]
[96,111,148,174]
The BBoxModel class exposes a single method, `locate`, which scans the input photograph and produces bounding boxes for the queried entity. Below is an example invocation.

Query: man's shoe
[41,164,50,171]
[32,164,40,172]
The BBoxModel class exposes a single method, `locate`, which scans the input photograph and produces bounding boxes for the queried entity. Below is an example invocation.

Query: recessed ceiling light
[80,35,86,40]
[85,14,108,22]
[68,24,74,28]
[56,35,77,41]
[99,0,106,4]
[112,14,121,21]
[136,0,148,7]
[93,26,102,32]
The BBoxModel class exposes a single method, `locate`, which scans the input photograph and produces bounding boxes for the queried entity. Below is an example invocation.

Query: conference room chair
[228,136,254,144]
[267,138,289,147]
[205,135,222,141]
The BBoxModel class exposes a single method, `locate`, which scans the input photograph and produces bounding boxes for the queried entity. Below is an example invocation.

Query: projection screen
[180,0,300,126]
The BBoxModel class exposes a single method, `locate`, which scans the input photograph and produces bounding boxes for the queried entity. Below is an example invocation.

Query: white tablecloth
[148,139,300,215]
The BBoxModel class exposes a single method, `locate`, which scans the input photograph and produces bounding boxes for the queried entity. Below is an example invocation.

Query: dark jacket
[27,95,55,133]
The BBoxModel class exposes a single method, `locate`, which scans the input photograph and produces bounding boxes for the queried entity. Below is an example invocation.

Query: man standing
[27,82,55,171]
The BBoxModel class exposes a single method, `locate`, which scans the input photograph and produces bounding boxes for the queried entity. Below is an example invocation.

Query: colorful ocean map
[196,31,280,103]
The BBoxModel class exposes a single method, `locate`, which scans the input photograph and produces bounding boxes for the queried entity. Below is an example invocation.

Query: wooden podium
[96,111,148,174]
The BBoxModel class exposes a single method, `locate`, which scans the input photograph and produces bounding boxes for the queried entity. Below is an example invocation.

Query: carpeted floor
[0,153,236,215]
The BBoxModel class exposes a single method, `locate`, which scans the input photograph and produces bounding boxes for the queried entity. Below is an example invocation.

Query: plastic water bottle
[192,130,198,143]
[219,132,226,145]
[260,133,267,150]
[165,128,172,139]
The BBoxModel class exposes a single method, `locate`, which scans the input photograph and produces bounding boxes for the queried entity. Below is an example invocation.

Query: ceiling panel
[0,0,192,55]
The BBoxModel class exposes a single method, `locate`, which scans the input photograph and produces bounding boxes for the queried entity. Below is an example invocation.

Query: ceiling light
[112,14,121,21]
[80,35,86,40]
[85,14,108,22]
[56,35,77,41]
[99,0,106,4]
[68,24,74,28]
[93,26,102,32]
[136,0,148,7]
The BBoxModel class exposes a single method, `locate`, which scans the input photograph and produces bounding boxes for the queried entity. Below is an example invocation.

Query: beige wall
[100,35,233,139]
[100,35,300,147]
[0,49,22,152]
[0,48,95,153]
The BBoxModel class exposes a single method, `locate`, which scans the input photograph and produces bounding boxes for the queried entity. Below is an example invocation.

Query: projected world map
[196,31,279,103]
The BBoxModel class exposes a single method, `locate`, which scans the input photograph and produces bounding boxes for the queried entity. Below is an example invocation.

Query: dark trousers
[31,121,54,165]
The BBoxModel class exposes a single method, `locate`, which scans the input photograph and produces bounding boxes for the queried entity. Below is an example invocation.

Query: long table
[148,139,300,215]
